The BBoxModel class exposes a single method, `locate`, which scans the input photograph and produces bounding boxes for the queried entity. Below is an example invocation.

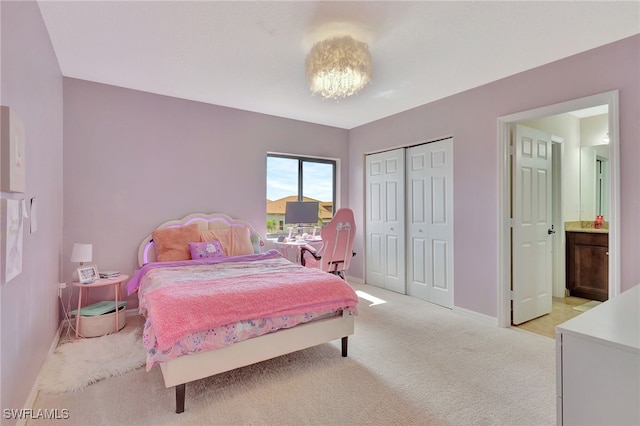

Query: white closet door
[365,153,386,288]
[365,149,406,293]
[406,139,454,308]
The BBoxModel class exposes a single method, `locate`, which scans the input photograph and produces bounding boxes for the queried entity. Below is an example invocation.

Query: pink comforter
[143,257,358,351]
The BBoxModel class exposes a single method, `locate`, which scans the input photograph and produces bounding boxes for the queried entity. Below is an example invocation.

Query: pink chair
[300,208,356,279]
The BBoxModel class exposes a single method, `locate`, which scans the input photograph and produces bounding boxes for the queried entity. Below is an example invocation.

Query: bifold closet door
[406,139,454,308]
[365,148,406,294]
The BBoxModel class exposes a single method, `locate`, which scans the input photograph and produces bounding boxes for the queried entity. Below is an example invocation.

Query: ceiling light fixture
[305,35,371,100]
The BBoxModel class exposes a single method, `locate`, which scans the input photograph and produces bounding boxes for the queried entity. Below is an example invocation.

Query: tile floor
[514,296,591,339]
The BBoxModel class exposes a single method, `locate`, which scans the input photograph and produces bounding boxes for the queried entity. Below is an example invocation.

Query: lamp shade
[70,243,92,264]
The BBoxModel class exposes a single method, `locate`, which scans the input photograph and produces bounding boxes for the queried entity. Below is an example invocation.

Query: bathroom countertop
[565,221,609,234]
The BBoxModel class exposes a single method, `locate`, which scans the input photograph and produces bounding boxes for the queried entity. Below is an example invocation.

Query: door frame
[551,135,565,299]
[497,90,620,327]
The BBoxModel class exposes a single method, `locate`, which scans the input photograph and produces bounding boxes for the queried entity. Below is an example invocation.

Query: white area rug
[38,328,146,393]
[572,300,602,312]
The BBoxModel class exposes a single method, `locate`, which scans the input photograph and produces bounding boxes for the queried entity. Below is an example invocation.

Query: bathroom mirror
[580,145,609,221]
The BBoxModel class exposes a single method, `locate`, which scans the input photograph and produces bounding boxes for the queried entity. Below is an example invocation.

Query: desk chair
[300,208,356,279]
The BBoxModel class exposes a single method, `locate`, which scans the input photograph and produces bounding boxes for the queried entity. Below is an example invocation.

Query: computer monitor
[284,201,319,225]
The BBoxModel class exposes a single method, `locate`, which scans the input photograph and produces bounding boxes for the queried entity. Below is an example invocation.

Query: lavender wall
[348,35,640,317]
[0,1,63,419]
[62,79,350,307]
[0,4,636,414]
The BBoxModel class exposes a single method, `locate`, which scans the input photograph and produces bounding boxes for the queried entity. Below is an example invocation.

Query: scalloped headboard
[137,212,264,267]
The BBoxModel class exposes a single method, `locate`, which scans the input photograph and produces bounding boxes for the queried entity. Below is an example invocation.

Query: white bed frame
[137,213,355,413]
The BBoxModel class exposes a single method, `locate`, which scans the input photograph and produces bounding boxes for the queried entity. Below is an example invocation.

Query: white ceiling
[37,1,639,129]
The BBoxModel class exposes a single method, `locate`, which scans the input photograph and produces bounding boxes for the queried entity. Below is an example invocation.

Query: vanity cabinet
[565,231,608,301]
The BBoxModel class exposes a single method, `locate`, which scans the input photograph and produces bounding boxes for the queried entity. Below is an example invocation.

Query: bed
[126,212,358,413]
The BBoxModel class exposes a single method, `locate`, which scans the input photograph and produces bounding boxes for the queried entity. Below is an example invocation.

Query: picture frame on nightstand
[77,265,98,284]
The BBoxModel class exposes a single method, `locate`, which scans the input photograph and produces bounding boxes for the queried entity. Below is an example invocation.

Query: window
[266,154,336,236]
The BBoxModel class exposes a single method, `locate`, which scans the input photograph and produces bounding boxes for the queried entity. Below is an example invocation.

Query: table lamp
[70,243,92,266]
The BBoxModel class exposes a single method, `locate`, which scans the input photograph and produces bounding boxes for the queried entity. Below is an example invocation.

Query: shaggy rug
[38,328,146,393]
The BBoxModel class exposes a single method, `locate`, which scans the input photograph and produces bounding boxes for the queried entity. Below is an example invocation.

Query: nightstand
[70,274,129,338]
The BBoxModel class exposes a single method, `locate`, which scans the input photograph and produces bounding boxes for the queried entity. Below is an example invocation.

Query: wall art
[1,198,24,283]
[1,106,26,193]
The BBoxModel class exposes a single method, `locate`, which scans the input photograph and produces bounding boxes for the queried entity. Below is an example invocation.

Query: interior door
[406,140,454,308]
[512,124,553,325]
[365,149,405,293]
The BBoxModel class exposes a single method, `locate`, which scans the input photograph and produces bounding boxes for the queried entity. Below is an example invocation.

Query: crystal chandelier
[305,35,372,100]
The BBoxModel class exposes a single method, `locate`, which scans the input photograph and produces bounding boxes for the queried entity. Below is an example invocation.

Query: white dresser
[556,285,640,425]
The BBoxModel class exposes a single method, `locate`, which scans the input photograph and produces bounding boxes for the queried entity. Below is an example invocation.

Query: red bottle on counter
[594,215,603,229]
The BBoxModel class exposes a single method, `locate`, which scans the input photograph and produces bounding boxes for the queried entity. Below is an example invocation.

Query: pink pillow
[200,226,253,256]
[152,223,201,262]
[189,241,225,259]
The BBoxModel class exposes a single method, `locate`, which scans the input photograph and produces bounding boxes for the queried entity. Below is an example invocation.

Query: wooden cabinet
[565,231,608,301]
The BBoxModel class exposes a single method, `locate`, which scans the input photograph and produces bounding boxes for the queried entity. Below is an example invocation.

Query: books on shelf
[99,270,120,279]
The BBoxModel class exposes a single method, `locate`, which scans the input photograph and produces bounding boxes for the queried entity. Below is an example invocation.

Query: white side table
[70,274,129,338]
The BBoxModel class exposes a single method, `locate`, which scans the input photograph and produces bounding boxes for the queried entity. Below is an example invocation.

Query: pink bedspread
[141,254,358,351]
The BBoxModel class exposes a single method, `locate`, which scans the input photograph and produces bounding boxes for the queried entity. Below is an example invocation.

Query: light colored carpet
[38,328,146,393]
[30,282,556,425]
[572,300,602,312]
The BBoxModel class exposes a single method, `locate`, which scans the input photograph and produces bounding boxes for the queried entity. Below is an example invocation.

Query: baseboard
[453,305,498,327]
[345,275,363,284]
[17,319,65,426]
[125,307,140,318]
[351,280,498,326]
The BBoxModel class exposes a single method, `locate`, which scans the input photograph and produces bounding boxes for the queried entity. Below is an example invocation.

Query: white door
[365,149,406,293]
[406,140,454,308]
[512,124,553,325]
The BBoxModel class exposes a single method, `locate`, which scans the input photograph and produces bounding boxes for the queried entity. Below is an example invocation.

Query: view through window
[266,154,335,237]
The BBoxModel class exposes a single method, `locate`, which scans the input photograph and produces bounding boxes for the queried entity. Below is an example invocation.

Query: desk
[274,239,322,263]
[71,274,129,338]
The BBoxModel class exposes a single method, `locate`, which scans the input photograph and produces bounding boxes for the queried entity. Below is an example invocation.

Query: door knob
[548,226,556,235]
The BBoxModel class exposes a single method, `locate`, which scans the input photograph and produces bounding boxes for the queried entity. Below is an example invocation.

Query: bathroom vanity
[565,225,608,301]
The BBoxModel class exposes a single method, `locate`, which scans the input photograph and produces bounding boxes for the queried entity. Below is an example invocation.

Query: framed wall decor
[1,198,24,284]
[1,106,26,193]
[77,265,99,284]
